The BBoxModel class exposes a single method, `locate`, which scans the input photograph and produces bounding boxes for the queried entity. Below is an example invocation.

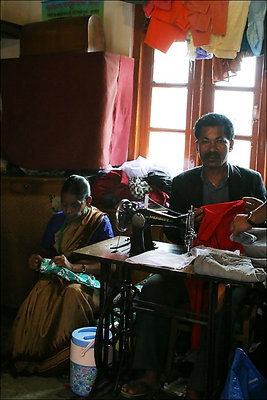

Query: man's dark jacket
[165,164,266,244]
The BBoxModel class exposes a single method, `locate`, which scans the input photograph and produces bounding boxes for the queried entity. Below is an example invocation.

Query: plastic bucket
[70,327,111,397]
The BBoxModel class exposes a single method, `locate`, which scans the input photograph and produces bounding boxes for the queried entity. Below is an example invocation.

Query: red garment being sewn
[185,200,245,349]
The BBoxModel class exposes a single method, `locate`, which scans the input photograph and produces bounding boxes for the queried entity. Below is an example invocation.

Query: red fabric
[1,52,134,170]
[212,54,242,84]
[109,56,134,166]
[143,0,172,18]
[144,0,190,53]
[91,170,170,209]
[91,171,135,209]
[184,200,245,349]
[183,0,229,46]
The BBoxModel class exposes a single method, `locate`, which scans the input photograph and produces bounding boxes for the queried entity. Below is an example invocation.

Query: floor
[1,308,186,400]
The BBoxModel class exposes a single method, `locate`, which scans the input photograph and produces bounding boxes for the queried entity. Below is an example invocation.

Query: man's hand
[50,255,73,271]
[194,208,204,228]
[243,197,263,213]
[230,214,251,236]
[29,254,44,270]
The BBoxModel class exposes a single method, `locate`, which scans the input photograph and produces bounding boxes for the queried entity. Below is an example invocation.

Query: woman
[9,175,114,376]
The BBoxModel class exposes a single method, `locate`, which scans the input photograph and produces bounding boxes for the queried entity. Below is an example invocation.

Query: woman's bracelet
[81,264,86,273]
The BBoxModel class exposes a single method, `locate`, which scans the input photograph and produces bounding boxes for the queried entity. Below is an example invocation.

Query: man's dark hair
[61,175,91,201]
[194,113,234,141]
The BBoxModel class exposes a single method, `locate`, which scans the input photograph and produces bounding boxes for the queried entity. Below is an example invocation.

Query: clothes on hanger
[246,0,266,56]
[144,0,190,53]
[201,1,251,59]
[182,0,229,47]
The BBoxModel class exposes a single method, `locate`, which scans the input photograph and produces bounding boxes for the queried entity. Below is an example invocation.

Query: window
[129,6,266,183]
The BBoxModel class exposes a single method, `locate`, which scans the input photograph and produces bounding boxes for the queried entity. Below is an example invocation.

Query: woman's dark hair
[61,175,91,201]
[194,113,234,141]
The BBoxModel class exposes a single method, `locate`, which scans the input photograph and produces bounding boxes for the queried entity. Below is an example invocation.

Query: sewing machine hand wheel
[115,199,135,233]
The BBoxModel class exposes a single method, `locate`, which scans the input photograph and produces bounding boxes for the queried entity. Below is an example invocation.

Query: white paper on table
[126,249,195,272]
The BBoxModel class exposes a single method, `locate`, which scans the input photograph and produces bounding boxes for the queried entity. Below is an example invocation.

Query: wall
[1,0,134,58]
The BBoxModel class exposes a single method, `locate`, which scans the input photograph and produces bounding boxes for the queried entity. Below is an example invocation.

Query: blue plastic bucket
[70,327,112,397]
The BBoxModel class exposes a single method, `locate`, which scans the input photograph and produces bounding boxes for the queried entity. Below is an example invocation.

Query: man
[166,112,266,245]
[121,113,266,400]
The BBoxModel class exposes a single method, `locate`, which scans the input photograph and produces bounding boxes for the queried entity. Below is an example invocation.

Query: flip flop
[121,380,159,399]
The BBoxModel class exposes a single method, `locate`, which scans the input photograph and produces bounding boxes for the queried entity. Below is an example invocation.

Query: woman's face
[61,192,87,222]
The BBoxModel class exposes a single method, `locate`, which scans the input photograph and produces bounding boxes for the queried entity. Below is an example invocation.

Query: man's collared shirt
[201,164,230,205]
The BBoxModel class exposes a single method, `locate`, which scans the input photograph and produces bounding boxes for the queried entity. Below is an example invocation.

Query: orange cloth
[183,0,229,46]
[144,0,190,53]
[143,0,172,18]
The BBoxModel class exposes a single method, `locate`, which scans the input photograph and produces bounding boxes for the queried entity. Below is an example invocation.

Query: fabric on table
[193,251,266,282]
[144,0,190,53]
[183,0,229,46]
[202,1,251,59]
[231,228,267,269]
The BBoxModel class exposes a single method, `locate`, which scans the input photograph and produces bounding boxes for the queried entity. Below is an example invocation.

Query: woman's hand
[230,214,251,236]
[29,254,44,270]
[243,197,263,213]
[50,255,73,271]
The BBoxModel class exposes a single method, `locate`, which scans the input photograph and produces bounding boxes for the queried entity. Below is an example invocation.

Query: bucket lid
[72,327,97,348]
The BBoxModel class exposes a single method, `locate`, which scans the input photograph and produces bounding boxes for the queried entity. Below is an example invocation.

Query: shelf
[1,20,22,39]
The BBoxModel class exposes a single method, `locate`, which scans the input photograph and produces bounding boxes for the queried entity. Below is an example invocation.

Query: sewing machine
[115,199,196,255]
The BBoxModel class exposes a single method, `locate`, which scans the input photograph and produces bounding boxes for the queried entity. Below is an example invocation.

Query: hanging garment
[246,0,267,56]
[212,54,242,84]
[143,0,172,18]
[144,0,190,53]
[182,1,229,47]
[202,1,251,59]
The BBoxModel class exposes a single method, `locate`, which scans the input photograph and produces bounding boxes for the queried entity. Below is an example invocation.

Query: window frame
[129,5,266,183]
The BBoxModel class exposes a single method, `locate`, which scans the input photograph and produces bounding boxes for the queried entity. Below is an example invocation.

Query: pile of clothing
[90,156,172,209]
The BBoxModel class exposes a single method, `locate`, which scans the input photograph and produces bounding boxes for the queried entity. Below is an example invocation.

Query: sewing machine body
[115,200,196,255]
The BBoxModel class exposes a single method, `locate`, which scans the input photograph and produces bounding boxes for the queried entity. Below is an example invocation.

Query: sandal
[121,380,160,399]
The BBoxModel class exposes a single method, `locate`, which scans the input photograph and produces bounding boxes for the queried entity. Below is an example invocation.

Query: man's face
[197,125,233,168]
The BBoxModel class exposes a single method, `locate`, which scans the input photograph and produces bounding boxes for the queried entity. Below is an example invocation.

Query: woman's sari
[10,206,109,375]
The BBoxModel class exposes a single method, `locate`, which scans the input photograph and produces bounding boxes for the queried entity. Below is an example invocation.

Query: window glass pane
[148,131,185,177]
[215,56,256,87]
[228,140,251,169]
[150,87,187,130]
[214,90,254,136]
[153,42,189,84]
